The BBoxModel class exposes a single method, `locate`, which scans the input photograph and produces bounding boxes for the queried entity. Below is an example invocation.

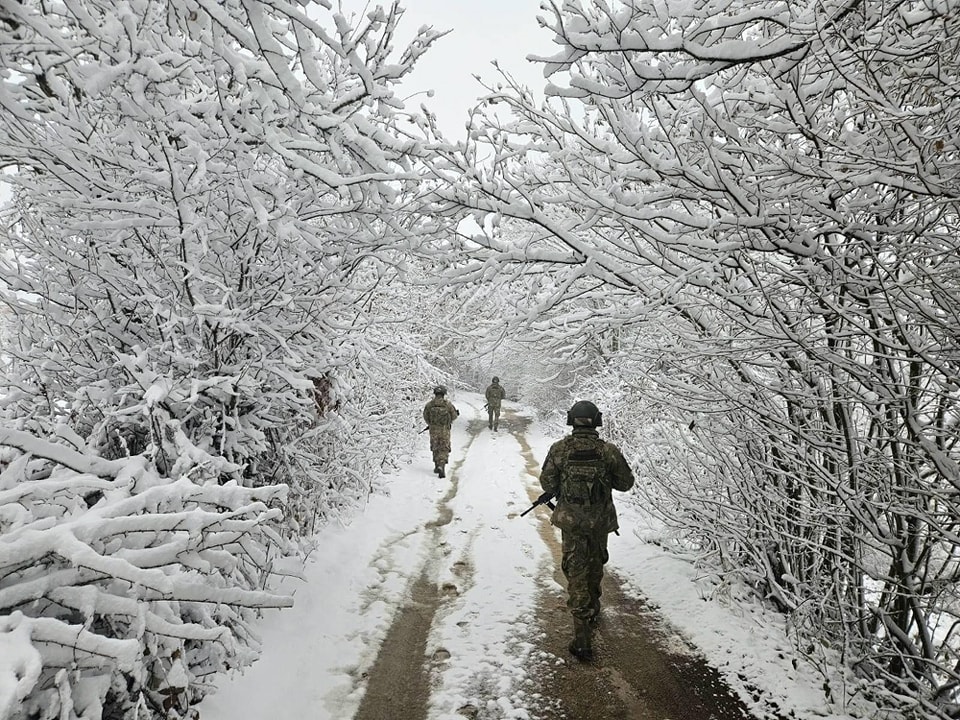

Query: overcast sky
[341,0,555,139]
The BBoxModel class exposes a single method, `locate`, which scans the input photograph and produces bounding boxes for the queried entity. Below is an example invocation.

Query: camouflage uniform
[484,378,506,430]
[540,423,634,656]
[423,393,459,476]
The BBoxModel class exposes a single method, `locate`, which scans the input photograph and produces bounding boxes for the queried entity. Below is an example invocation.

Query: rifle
[519,490,621,535]
[520,491,555,517]
[419,426,429,433]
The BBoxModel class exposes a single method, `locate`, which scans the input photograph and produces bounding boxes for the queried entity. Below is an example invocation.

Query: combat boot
[568,618,593,662]
[588,599,601,627]
[438,465,445,478]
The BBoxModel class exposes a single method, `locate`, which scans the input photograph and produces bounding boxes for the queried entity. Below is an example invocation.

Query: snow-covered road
[199,392,859,720]
[199,392,548,719]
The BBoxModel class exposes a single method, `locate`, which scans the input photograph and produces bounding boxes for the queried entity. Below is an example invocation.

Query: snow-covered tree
[430,1,960,717]
[0,0,454,717]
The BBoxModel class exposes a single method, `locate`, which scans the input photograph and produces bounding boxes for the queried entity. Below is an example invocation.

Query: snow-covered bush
[0,0,453,717]
[0,427,292,720]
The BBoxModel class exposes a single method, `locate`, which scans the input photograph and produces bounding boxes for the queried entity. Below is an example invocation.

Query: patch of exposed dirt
[352,569,437,720]
[527,564,758,720]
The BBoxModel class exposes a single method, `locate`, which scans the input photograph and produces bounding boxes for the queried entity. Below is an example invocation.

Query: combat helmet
[434,385,447,396]
[566,400,602,427]
[492,376,500,383]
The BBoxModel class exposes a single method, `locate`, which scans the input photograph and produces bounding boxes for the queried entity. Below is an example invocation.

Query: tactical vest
[551,435,617,534]
[426,401,453,426]
[559,439,607,506]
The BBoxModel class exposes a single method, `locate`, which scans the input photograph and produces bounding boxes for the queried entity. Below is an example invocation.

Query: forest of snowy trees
[1,1,958,719]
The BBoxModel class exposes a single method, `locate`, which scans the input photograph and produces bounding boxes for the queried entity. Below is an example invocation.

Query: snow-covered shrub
[0,427,292,720]
[0,0,453,717]
[0,0,451,493]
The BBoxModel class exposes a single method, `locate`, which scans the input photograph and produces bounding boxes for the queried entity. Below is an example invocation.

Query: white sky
[199,392,868,720]
[338,0,554,139]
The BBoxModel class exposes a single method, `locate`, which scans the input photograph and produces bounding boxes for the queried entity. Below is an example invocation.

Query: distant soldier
[539,400,634,661]
[484,376,506,431]
[423,386,459,478]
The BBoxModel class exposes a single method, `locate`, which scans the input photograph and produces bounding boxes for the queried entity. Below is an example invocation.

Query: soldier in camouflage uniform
[484,376,506,431]
[539,400,634,661]
[423,386,459,478]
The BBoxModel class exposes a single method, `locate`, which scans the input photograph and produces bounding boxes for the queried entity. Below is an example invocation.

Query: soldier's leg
[429,430,442,473]
[493,406,500,431]
[586,533,609,624]
[561,531,596,660]
[436,429,451,477]
[562,532,604,619]
[488,405,494,429]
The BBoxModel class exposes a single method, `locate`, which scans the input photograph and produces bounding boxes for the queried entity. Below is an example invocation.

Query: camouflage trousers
[560,529,609,621]
[487,403,501,429]
[428,426,452,466]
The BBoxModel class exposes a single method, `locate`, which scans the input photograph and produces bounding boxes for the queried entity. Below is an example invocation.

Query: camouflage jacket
[539,428,634,534]
[423,397,459,428]
[485,383,506,407]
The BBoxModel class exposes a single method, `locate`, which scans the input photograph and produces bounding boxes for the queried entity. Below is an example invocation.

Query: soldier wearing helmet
[484,376,506,431]
[539,399,634,661]
[423,385,459,478]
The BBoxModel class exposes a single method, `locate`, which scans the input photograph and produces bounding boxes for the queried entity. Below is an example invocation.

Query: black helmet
[433,385,447,395]
[566,400,602,427]
[492,376,500,383]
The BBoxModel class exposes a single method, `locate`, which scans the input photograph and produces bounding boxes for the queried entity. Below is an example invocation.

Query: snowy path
[199,393,547,720]
[199,393,850,720]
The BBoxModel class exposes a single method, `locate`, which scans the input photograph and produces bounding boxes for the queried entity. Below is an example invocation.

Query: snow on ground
[200,391,870,720]
[424,396,547,719]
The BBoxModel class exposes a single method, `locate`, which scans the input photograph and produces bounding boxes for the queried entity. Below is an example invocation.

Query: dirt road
[352,407,768,720]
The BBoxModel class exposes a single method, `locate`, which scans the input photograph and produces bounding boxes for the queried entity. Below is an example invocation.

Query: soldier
[484,376,506,431]
[423,386,459,478]
[539,400,634,661]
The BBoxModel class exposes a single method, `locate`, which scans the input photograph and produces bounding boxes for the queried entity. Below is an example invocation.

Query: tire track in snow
[352,407,487,720]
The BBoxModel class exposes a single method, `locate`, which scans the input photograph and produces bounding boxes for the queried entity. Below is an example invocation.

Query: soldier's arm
[539,444,562,495]
[606,444,635,492]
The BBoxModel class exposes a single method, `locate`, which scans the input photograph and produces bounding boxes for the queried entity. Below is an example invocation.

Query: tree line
[1,1,958,719]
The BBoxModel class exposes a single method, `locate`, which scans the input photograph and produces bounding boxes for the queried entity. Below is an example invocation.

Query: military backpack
[559,438,607,506]
[426,401,453,426]
[550,436,613,533]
